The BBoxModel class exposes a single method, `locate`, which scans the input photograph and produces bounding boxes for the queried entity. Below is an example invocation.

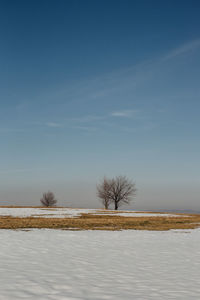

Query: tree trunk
[114,202,118,210]
[104,200,109,209]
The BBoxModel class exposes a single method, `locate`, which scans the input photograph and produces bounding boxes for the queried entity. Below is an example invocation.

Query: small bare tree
[40,191,57,207]
[110,176,136,210]
[97,177,112,209]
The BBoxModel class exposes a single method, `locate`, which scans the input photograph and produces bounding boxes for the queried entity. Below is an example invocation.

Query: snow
[0,207,97,218]
[93,212,180,217]
[1,228,200,299]
[0,207,182,218]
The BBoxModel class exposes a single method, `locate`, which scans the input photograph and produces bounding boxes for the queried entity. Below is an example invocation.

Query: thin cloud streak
[16,38,200,136]
[29,38,200,116]
[111,110,140,118]
[163,38,200,61]
[46,122,62,128]
[36,109,145,133]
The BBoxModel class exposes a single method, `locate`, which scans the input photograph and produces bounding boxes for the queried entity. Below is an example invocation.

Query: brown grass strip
[0,213,200,231]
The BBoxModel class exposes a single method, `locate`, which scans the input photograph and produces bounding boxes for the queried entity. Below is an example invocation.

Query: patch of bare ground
[0,213,200,230]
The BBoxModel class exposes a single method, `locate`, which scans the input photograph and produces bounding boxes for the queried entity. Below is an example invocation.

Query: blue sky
[0,0,200,209]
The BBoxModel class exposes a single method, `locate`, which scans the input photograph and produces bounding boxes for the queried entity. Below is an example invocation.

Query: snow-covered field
[0,207,181,218]
[0,207,96,218]
[1,229,200,300]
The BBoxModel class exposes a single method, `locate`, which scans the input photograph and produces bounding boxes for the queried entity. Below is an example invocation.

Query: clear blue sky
[0,0,199,210]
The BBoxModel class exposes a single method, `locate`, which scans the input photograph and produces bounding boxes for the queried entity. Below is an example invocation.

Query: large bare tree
[110,176,136,210]
[97,176,136,210]
[40,191,57,207]
[97,177,112,209]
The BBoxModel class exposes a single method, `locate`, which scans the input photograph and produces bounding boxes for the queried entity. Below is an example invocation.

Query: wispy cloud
[27,38,200,135]
[29,37,200,116]
[163,38,200,61]
[44,109,142,133]
[46,122,62,128]
[111,110,139,118]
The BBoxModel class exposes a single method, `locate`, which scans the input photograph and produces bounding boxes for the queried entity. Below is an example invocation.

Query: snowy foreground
[1,229,200,300]
[0,207,181,218]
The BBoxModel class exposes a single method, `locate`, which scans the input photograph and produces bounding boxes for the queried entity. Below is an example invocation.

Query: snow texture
[0,207,181,218]
[0,228,200,299]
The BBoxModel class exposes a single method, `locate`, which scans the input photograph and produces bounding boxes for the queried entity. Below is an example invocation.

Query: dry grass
[0,213,200,231]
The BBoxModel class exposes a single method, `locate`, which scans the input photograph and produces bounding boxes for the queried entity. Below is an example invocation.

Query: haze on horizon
[0,0,199,211]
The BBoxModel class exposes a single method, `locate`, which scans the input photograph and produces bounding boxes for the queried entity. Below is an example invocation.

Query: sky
[0,0,200,210]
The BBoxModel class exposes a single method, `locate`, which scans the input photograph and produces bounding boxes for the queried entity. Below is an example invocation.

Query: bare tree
[110,176,136,210]
[97,176,136,210]
[40,191,57,207]
[97,177,112,209]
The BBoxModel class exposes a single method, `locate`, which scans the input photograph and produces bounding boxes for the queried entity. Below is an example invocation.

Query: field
[0,207,200,231]
[1,207,200,299]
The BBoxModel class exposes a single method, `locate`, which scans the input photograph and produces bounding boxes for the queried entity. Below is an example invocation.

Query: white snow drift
[0,207,181,218]
[0,229,200,300]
